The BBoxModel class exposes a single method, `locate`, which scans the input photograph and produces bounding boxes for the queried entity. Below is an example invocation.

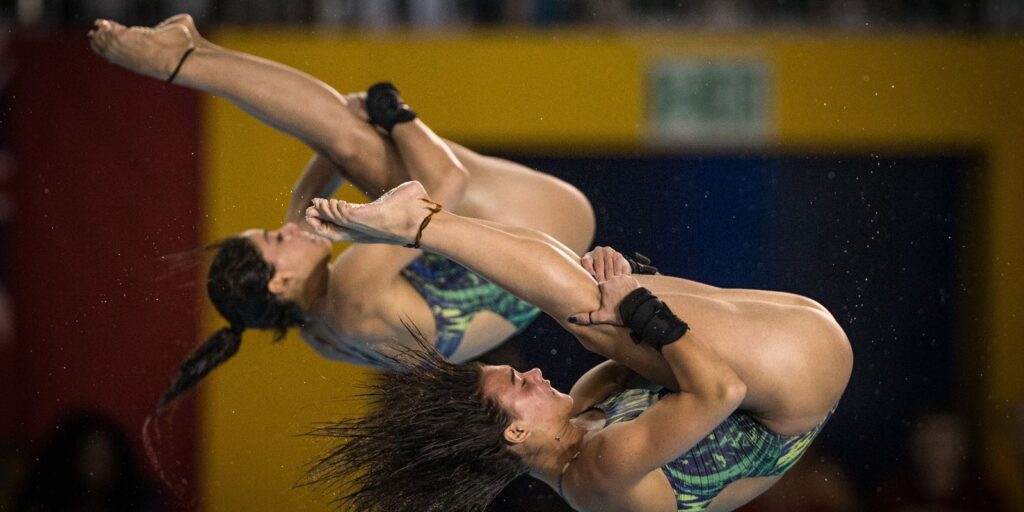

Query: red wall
[5,32,202,510]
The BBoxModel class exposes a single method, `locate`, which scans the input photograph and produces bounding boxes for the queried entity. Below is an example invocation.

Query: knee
[322,128,364,163]
[565,324,618,359]
[420,164,469,206]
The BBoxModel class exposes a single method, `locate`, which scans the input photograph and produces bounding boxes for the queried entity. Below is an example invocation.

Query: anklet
[167,46,196,84]
[404,199,443,249]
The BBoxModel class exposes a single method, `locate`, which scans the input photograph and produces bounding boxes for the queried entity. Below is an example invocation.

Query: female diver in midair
[87,15,596,408]
[300,180,852,511]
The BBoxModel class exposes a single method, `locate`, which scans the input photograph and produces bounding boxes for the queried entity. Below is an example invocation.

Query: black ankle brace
[618,287,689,351]
[366,82,417,134]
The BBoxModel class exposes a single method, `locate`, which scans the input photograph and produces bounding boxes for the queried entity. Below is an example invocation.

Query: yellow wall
[202,30,1024,510]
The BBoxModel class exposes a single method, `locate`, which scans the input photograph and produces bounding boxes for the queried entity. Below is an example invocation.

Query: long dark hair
[303,329,528,511]
[158,236,306,410]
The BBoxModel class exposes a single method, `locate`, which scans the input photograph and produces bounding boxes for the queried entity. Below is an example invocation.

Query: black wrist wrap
[618,287,689,351]
[626,252,659,275]
[366,82,418,133]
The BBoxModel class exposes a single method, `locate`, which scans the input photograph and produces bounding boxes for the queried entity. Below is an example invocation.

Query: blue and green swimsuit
[585,387,835,512]
[400,253,541,358]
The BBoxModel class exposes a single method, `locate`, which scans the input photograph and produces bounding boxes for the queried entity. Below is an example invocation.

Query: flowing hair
[302,327,528,511]
[158,236,305,410]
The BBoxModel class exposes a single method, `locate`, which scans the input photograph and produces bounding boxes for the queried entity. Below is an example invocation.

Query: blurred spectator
[578,0,630,25]
[408,0,461,28]
[741,446,860,512]
[355,0,400,29]
[874,411,1006,512]
[15,412,165,512]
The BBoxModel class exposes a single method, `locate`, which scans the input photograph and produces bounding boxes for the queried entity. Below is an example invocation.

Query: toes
[310,198,346,224]
[326,199,348,222]
[305,211,325,231]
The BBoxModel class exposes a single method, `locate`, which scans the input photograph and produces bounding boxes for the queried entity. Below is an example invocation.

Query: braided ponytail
[157,236,306,410]
[158,325,244,410]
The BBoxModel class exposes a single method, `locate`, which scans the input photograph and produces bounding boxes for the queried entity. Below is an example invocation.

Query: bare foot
[305,181,436,245]
[88,19,193,81]
[156,14,213,50]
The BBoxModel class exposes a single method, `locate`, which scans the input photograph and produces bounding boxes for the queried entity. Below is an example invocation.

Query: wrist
[618,287,689,351]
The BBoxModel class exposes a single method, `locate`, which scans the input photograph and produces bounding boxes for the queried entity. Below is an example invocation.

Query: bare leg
[306,184,851,421]
[639,274,831,313]
[446,143,596,254]
[386,115,581,260]
[305,182,675,388]
[90,17,594,253]
[90,18,399,195]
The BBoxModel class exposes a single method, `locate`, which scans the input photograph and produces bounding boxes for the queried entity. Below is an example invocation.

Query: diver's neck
[298,263,333,319]
[529,419,593,492]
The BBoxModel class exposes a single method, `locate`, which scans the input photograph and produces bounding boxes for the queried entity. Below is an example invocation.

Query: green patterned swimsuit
[588,387,835,512]
[400,253,542,358]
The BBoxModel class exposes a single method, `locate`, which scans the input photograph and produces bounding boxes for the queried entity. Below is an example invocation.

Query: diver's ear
[503,422,530,445]
[267,273,292,296]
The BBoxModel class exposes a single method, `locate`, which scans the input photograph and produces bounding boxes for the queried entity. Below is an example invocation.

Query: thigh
[445,141,596,255]
[638,275,827,312]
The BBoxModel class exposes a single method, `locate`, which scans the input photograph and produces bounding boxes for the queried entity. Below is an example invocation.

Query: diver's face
[241,223,332,299]
[479,364,573,444]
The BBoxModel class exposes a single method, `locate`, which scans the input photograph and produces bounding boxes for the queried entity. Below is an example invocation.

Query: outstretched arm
[287,154,345,229]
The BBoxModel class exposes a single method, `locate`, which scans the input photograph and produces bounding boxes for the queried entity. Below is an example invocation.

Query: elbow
[566,326,617,360]
[716,377,747,409]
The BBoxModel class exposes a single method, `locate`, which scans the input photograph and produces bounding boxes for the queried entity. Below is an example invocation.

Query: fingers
[567,311,591,325]
[617,255,632,276]
[567,310,603,326]
[603,251,615,281]
[581,254,596,279]
[568,307,618,326]
[583,246,629,281]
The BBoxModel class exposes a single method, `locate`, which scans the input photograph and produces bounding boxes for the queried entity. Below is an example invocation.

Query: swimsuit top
[562,387,833,512]
[399,253,541,357]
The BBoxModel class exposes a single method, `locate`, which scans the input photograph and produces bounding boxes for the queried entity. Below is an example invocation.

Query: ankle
[166,46,196,83]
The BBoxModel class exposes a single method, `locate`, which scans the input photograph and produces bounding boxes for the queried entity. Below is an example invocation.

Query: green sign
[650,59,769,143]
